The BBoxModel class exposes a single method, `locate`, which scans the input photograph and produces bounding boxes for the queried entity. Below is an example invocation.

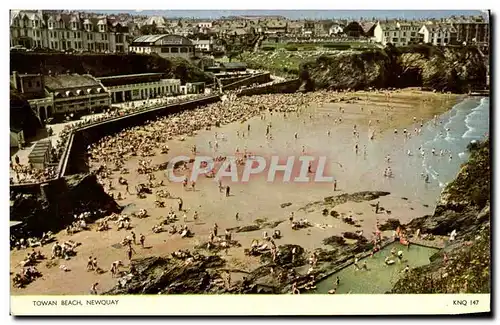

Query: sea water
[374,97,490,204]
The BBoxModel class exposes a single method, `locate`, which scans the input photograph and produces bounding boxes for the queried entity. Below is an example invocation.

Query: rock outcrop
[106,255,226,295]
[300,45,487,93]
[10,173,120,237]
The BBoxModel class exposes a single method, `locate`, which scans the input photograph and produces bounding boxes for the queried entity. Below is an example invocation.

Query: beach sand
[10,88,460,295]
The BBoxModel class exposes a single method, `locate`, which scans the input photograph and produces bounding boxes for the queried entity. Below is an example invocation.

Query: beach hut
[28,140,52,170]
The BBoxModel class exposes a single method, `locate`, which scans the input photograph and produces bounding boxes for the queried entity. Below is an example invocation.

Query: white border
[2,0,497,322]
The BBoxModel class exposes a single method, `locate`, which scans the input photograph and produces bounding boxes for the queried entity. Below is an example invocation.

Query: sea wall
[63,95,221,176]
[236,79,301,97]
[222,72,271,91]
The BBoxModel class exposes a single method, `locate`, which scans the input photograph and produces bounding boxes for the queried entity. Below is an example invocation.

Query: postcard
[9,7,491,316]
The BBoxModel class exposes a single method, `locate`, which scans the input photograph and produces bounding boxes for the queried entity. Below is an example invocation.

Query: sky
[85,10,486,20]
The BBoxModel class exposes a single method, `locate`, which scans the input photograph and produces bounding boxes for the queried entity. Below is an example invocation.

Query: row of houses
[373,16,489,48]
[10,10,132,52]
[10,10,489,54]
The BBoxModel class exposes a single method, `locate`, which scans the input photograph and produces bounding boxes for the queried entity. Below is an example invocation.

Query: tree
[140,23,160,35]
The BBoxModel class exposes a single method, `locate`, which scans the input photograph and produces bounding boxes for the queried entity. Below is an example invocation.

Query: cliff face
[10,87,41,138]
[391,139,490,294]
[300,45,487,93]
[10,173,120,237]
[10,53,212,84]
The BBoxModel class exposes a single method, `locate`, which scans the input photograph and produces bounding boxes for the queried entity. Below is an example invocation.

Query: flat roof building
[129,34,196,60]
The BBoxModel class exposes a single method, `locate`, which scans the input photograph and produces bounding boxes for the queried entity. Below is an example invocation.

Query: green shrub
[261,46,276,51]
[322,44,351,50]
[285,45,298,51]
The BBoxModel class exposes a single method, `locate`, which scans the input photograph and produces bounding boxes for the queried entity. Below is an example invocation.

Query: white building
[10,10,129,53]
[329,24,344,36]
[11,71,110,120]
[97,73,181,103]
[374,21,423,46]
[128,34,196,60]
[418,24,457,46]
[192,39,214,52]
[198,21,213,29]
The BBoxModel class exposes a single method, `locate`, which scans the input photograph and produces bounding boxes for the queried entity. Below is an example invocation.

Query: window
[78,32,80,38]
[392,38,398,42]
[171,47,179,53]
[402,32,406,37]
[100,100,106,104]
[74,32,76,38]
[180,47,187,53]
[161,47,169,53]
[36,81,40,87]
[28,81,32,87]
[55,42,58,49]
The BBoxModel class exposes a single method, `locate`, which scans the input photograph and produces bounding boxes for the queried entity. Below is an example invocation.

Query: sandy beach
[11,88,461,295]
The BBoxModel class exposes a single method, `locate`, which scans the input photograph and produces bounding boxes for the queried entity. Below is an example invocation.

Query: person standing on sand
[90,282,99,295]
[235,212,239,221]
[226,186,231,197]
[127,245,136,261]
[139,234,145,248]
[333,180,337,191]
[87,256,94,271]
[178,198,183,211]
[375,201,380,214]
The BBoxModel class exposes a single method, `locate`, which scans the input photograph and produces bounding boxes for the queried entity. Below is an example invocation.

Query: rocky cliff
[300,45,487,93]
[10,173,120,238]
[10,52,212,84]
[391,138,490,293]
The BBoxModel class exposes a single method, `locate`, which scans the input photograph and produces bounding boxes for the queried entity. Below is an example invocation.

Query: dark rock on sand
[378,218,402,231]
[280,202,292,208]
[299,191,390,212]
[260,244,306,267]
[106,254,226,295]
[342,232,362,240]
[10,173,120,238]
[228,219,285,233]
[323,235,346,247]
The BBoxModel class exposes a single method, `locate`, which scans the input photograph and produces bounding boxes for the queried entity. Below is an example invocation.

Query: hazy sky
[86,9,486,20]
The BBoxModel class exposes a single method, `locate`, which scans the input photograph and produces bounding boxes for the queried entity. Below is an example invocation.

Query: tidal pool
[314,242,438,294]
